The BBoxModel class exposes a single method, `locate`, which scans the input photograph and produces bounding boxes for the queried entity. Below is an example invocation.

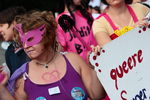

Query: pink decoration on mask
[14,24,46,47]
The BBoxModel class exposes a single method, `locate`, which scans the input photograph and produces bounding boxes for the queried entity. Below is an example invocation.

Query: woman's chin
[28,54,37,59]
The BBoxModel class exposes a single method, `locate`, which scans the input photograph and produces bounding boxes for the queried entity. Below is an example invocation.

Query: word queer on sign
[90,25,150,100]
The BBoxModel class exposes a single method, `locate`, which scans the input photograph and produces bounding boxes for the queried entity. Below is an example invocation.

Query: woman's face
[73,0,82,6]
[18,25,47,59]
[24,41,46,59]
[0,23,15,41]
[106,0,124,6]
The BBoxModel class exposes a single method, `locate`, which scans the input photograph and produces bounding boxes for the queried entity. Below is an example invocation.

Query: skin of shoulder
[63,52,83,74]
[63,52,94,73]
[93,15,113,36]
[64,52,105,99]
[93,17,112,46]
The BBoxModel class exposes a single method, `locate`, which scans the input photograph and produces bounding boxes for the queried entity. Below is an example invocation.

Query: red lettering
[122,61,129,73]
[110,50,143,90]
[127,57,133,70]
[116,65,124,78]
[138,50,143,63]
[110,69,118,90]
[132,54,137,67]
[121,90,127,100]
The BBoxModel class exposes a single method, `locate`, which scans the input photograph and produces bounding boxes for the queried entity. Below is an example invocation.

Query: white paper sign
[90,25,150,100]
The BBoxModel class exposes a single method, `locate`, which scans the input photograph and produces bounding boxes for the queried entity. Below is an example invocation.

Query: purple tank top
[24,55,89,100]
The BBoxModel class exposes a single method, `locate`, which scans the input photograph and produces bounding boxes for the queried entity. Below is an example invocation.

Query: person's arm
[67,53,105,100]
[89,31,111,56]
[92,17,112,47]
[94,31,111,47]
[14,77,27,100]
[0,74,27,100]
[0,72,15,100]
[79,56,105,99]
[132,3,150,27]
[0,85,15,100]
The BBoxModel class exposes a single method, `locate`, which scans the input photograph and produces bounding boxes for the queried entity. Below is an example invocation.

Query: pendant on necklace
[44,64,49,68]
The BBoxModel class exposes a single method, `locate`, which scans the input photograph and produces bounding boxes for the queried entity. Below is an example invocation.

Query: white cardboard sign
[90,25,150,100]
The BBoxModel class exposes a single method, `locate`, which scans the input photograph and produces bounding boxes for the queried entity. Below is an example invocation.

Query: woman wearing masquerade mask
[0,10,105,100]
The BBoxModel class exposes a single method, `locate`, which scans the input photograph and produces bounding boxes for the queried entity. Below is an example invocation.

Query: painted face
[0,23,14,41]
[14,24,46,47]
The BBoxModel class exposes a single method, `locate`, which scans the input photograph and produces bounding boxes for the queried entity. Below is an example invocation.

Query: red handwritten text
[110,50,143,90]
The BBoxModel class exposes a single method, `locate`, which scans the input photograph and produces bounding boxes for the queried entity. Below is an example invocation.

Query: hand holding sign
[89,24,150,100]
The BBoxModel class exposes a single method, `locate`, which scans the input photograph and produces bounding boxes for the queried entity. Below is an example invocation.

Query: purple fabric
[7,62,28,95]
[14,24,46,47]
[24,55,89,100]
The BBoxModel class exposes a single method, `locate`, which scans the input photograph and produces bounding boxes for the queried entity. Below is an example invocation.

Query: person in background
[92,0,150,99]
[56,0,97,63]
[0,7,29,76]
[92,0,150,47]
[0,10,105,100]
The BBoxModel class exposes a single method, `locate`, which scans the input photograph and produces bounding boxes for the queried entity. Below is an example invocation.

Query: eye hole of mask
[27,37,34,42]
[40,27,45,31]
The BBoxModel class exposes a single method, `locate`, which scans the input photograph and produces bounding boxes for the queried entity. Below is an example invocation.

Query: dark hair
[14,10,58,51]
[58,0,93,28]
[0,6,26,27]
[101,0,133,5]
[81,0,91,9]
[93,6,101,13]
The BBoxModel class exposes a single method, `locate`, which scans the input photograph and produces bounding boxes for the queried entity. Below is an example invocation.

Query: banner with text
[90,25,150,100]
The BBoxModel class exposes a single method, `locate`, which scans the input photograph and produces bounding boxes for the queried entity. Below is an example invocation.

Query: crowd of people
[0,0,149,100]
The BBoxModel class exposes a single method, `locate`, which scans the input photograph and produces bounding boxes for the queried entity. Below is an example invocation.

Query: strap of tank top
[126,5,138,23]
[23,72,29,80]
[62,54,72,71]
[23,62,30,80]
[62,54,68,63]
[103,13,119,31]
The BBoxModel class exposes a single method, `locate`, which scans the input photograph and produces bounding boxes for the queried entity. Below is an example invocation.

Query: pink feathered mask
[14,24,46,47]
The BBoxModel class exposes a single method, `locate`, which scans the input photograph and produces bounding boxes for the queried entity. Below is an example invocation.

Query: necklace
[36,52,57,68]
